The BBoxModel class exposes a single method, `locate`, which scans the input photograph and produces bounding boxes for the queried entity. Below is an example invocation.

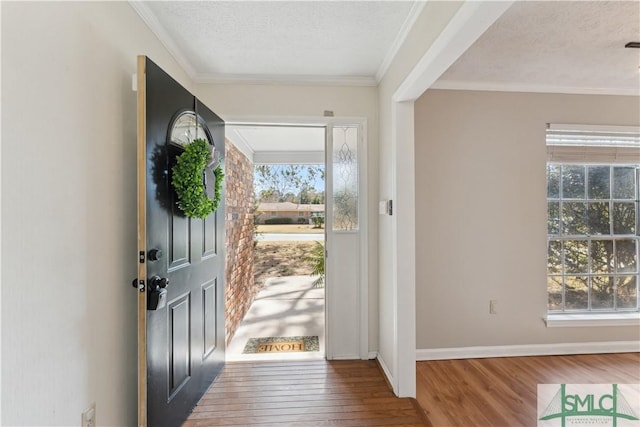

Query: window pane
[169,112,208,147]
[548,202,560,234]
[615,239,638,273]
[612,202,636,234]
[546,160,639,313]
[591,276,614,310]
[562,165,585,199]
[332,126,358,231]
[591,240,614,274]
[565,276,588,310]
[547,164,560,198]
[588,166,610,199]
[613,167,636,199]
[562,202,587,235]
[547,276,563,311]
[587,202,610,235]
[616,276,638,309]
[547,240,562,274]
[565,240,588,274]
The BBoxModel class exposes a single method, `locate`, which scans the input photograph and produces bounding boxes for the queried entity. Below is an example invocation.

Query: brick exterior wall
[224,140,256,346]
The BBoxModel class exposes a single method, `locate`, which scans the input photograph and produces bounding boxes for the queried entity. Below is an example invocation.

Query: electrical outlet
[489,299,497,314]
[82,403,96,427]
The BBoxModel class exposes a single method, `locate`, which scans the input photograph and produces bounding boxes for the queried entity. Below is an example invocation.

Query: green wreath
[171,138,224,219]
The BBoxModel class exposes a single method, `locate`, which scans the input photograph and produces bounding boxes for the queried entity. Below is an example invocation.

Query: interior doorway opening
[224,125,327,361]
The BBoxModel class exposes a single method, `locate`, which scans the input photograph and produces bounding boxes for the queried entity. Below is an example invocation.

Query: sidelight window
[332,126,359,231]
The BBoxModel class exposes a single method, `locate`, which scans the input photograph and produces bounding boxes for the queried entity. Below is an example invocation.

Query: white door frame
[224,116,369,360]
[389,1,514,397]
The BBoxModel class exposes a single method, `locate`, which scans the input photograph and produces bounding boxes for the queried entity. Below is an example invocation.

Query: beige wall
[196,82,380,351]
[1,2,192,425]
[414,89,640,349]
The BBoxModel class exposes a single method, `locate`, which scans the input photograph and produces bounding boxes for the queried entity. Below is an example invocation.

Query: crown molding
[375,0,427,83]
[394,0,514,102]
[431,79,640,97]
[225,127,255,163]
[193,73,377,87]
[129,1,197,78]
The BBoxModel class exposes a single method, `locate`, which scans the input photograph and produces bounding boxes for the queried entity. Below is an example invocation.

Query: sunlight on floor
[226,275,325,361]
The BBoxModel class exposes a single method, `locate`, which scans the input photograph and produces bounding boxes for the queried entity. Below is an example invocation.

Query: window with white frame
[546,124,640,313]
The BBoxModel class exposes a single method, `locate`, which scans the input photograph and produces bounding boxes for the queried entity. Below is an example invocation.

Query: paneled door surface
[136,56,225,427]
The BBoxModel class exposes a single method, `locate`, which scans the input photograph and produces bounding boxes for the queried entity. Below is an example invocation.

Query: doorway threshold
[226,275,325,362]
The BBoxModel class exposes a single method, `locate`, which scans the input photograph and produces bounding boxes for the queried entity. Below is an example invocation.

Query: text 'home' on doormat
[243,336,319,354]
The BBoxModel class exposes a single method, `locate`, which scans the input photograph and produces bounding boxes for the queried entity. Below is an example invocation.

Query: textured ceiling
[132,1,640,94]
[132,1,419,84]
[435,1,640,95]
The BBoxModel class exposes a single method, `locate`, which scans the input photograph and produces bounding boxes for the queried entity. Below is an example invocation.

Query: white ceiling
[227,125,326,164]
[131,0,421,85]
[434,1,640,95]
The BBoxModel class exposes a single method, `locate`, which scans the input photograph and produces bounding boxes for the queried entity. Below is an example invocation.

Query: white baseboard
[376,353,396,393]
[330,355,362,360]
[416,341,640,361]
[367,351,378,360]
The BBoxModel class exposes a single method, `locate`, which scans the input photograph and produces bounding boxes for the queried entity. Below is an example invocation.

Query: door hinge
[139,251,145,263]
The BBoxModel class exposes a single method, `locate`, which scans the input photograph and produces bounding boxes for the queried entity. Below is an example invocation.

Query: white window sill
[544,313,640,328]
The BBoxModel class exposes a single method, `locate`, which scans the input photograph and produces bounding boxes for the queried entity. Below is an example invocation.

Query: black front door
[137,56,225,427]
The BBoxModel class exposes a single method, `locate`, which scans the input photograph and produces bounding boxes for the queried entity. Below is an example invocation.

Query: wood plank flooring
[183,353,639,426]
[417,352,640,427]
[183,359,427,426]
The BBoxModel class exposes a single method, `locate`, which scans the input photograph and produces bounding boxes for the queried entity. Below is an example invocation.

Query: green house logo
[539,384,639,427]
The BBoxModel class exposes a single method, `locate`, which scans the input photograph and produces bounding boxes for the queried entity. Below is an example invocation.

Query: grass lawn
[256,224,324,234]
[254,241,319,286]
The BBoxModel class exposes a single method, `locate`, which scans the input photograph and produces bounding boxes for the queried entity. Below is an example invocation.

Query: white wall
[196,82,380,352]
[414,89,640,349]
[376,1,463,392]
[1,2,192,425]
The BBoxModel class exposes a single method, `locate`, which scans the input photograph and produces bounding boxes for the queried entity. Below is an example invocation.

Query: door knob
[149,276,169,290]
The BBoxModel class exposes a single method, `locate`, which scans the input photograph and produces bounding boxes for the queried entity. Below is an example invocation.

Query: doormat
[243,336,319,354]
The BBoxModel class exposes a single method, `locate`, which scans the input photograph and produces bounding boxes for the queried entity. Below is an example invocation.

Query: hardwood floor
[183,354,639,426]
[183,359,428,426]
[416,353,640,427]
